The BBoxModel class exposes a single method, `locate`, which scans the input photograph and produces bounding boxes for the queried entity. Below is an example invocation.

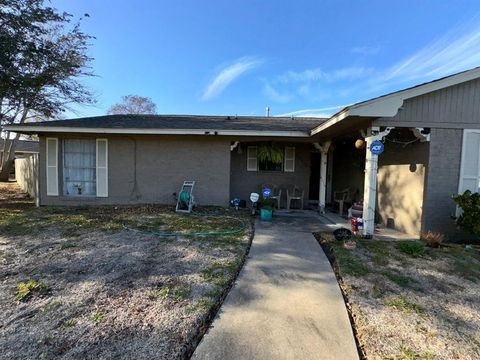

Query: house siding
[375,78,480,129]
[373,79,480,238]
[38,135,231,207]
[230,142,313,208]
[421,128,463,238]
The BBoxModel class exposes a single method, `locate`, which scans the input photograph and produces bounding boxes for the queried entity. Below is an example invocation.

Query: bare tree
[0,0,95,181]
[108,95,157,115]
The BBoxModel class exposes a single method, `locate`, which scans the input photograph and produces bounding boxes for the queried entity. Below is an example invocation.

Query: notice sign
[370,140,384,155]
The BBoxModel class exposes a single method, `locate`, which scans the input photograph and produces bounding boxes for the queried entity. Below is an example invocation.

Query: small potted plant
[259,197,276,221]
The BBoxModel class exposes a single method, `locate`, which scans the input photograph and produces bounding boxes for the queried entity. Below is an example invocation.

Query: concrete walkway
[192,214,359,360]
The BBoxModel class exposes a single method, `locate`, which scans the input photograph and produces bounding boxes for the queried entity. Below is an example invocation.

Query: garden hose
[123,214,246,238]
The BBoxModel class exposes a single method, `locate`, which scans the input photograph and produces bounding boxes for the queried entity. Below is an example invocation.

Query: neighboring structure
[6,67,480,240]
[0,138,39,163]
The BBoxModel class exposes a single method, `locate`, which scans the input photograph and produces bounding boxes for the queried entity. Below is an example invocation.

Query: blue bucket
[260,208,273,221]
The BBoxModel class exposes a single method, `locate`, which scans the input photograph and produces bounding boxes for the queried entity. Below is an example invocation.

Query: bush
[452,190,480,238]
[398,240,426,257]
[15,280,48,302]
[421,231,445,248]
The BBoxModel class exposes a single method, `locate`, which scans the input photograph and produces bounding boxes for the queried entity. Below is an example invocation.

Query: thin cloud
[276,66,374,84]
[276,105,348,118]
[201,57,263,100]
[380,18,480,85]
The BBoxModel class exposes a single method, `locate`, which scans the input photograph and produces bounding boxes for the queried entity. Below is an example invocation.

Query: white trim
[458,129,480,195]
[284,146,295,172]
[4,126,310,138]
[247,146,258,171]
[96,138,108,197]
[311,67,480,136]
[46,137,58,196]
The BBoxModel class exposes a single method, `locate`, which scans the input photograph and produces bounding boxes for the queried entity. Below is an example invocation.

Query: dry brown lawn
[0,182,252,359]
[316,232,480,360]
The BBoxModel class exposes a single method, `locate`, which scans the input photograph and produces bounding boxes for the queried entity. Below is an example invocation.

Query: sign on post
[369,140,384,155]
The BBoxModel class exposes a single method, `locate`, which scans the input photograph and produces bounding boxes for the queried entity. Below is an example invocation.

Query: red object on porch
[350,217,364,235]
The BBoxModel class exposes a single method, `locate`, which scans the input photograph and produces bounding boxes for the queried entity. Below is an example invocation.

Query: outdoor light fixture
[355,139,365,149]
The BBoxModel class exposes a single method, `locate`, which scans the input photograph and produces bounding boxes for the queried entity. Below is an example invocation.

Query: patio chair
[333,188,351,216]
[286,185,304,210]
[261,183,282,209]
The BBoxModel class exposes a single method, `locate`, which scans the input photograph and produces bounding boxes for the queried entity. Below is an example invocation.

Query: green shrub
[15,280,48,301]
[453,190,480,238]
[398,240,426,257]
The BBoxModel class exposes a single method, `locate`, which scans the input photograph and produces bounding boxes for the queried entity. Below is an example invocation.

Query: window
[246,145,295,172]
[63,139,96,196]
[459,130,480,194]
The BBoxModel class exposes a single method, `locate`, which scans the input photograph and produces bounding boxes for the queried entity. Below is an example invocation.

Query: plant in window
[73,183,83,195]
[257,144,284,164]
[452,190,480,238]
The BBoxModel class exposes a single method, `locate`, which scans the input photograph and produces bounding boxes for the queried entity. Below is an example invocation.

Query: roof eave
[3,125,311,138]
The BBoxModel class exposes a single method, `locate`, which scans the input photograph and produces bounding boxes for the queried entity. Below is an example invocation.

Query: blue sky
[53,0,480,118]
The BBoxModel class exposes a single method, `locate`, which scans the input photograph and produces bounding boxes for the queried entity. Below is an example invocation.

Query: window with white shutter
[96,139,108,197]
[459,130,480,194]
[284,147,295,172]
[247,146,258,171]
[46,138,58,196]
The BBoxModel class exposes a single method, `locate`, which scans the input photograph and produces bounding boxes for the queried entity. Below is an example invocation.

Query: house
[6,67,480,240]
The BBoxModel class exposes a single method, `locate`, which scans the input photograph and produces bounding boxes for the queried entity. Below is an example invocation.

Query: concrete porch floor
[275,209,418,241]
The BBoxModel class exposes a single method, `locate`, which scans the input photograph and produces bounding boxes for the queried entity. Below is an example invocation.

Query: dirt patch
[0,183,253,359]
[315,232,480,360]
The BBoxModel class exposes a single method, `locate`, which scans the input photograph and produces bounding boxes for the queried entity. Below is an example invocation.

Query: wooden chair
[286,185,304,210]
[261,183,282,209]
[333,188,350,216]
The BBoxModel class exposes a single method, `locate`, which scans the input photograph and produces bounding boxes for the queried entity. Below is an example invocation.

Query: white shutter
[284,147,295,172]
[459,130,480,194]
[96,139,108,197]
[46,138,58,196]
[247,146,258,171]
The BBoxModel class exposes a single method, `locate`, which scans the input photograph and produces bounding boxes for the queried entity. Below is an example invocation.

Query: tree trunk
[0,133,20,181]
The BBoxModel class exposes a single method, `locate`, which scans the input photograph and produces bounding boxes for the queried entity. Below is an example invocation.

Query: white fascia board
[311,67,480,136]
[3,126,310,138]
[310,109,350,136]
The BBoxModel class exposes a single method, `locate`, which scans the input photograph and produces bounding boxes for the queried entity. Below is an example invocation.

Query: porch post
[318,141,331,214]
[362,127,393,237]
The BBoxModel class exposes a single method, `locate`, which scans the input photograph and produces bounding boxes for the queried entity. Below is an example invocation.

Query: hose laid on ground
[123,214,247,238]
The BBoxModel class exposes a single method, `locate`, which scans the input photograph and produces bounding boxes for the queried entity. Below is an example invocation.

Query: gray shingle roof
[12,114,327,132]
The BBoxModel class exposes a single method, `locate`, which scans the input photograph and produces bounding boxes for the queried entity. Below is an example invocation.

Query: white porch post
[315,141,331,214]
[362,127,393,237]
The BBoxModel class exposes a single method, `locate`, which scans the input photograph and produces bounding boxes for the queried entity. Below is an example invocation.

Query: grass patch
[398,241,426,257]
[89,311,106,323]
[15,280,48,302]
[60,242,77,250]
[202,258,242,286]
[360,240,392,265]
[384,296,425,315]
[171,284,191,301]
[151,284,191,302]
[62,319,77,329]
[316,232,369,277]
[382,270,417,289]
[42,300,62,313]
